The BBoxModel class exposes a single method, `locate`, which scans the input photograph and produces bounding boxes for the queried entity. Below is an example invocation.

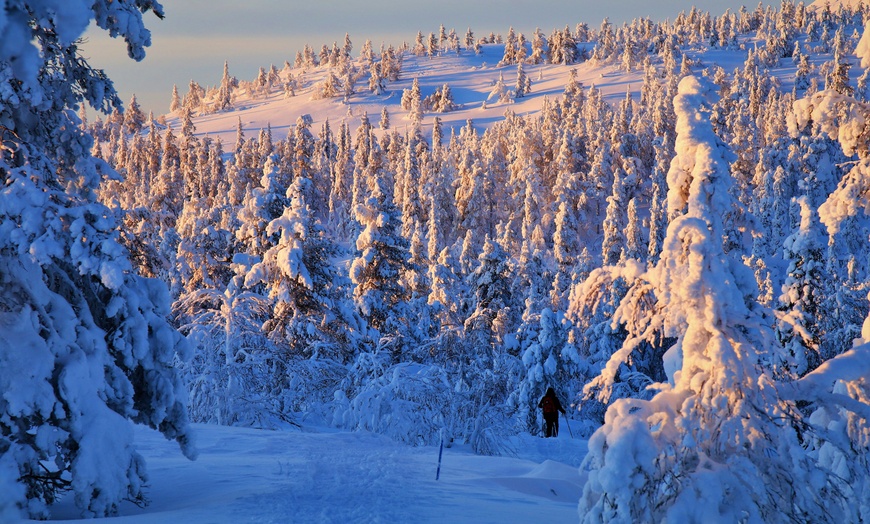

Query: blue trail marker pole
[436,432,445,480]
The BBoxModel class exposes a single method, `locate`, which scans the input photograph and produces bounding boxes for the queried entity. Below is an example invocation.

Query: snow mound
[484,459,583,504]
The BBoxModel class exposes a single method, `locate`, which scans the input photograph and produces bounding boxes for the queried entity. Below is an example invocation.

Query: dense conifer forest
[3,0,870,520]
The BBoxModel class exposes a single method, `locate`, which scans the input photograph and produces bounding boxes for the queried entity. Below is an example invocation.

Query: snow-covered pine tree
[514,63,528,98]
[0,2,194,518]
[581,75,866,523]
[222,61,240,109]
[350,146,413,358]
[775,197,826,377]
[487,71,512,104]
[123,93,146,135]
[249,176,362,365]
[170,83,182,112]
[183,79,203,114]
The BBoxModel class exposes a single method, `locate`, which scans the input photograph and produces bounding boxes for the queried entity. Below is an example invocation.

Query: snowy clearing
[41,424,588,523]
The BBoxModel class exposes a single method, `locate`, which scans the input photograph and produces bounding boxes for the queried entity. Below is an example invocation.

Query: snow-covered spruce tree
[0,1,194,518]
[775,197,826,377]
[487,71,512,104]
[123,94,146,135]
[565,263,630,423]
[600,156,630,266]
[246,176,363,414]
[174,253,271,427]
[514,303,574,435]
[350,152,412,359]
[328,120,355,237]
[514,62,529,99]
[780,72,870,522]
[170,84,182,112]
[311,69,342,100]
[428,242,467,328]
[214,61,237,112]
[251,175,357,358]
[647,136,670,264]
[529,28,547,64]
[581,76,861,522]
[183,79,203,114]
[457,236,522,454]
[401,77,424,125]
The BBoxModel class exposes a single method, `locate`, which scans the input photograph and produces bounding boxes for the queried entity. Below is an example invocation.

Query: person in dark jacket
[538,387,566,438]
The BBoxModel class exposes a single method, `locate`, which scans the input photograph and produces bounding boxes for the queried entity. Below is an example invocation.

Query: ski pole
[563,412,574,439]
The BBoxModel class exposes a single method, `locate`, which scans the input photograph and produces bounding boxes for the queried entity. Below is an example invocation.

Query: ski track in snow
[41,423,587,523]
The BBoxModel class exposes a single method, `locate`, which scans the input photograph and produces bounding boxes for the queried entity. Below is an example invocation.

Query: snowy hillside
[165,34,798,146]
[157,6,847,145]
[167,43,646,144]
[812,0,867,9]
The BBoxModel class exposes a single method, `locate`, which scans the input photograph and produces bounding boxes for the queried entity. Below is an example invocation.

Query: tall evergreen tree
[464,237,513,356]
[582,75,859,523]
[170,83,182,112]
[351,150,412,353]
[248,177,361,363]
[123,93,146,135]
[0,3,194,518]
[776,197,826,377]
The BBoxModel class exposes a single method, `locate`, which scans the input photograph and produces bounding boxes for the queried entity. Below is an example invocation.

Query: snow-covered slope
[179,45,576,143]
[171,34,814,146]
[41,424,587,523]
[169,42,648,144]
[810,0,867,9]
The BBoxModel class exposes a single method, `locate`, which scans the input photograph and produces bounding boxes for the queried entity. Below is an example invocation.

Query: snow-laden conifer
[0,2,195,518]
[350,149,411,342]
[581,76,864,522]
[775,197,826,377]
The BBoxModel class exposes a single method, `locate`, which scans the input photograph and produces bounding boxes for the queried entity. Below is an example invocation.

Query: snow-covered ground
[41,423,587,523]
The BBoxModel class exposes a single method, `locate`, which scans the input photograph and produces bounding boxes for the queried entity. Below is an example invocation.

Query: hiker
[538,387,566,438]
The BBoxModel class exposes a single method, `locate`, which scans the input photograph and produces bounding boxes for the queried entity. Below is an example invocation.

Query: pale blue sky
[83,0,760,115]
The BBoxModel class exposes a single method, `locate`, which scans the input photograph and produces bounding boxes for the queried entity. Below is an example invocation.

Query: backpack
[541,395,556,414]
